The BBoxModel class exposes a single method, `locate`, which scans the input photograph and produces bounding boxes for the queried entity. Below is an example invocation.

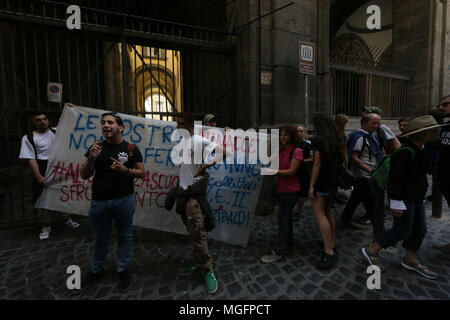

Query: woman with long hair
[309,112,346,270]
[261,125,304,263]
[334,114,349,145]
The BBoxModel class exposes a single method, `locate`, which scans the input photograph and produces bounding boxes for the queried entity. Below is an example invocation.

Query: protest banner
[36,105,265,247]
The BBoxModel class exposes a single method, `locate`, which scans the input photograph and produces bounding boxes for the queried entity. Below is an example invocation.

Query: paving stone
[339,293,358,300]
[248,266,264,276]
[330,272,347,283]
[354,275,367,286]
[439,284,450,293]
[256,274,271,286]
[366,291,382,300]
[290,259,306,268]
[140,287,154,298]
[273,276,285,285]
[393,289,413,299]
[264,264,281,275]
[265,283,279,295]
[177,293,191,300]
[286,284,298,295]
[417,278,440,289]
[407,284,429,298]
[313,290,333,300]
[386,278,405,289]
[346,282,364,294]
[322,281,340,295]
[226,282,242,296]
[301,283,317,295]
[221,272,236,284]
[246,283,261,295]
[292,273,306,284]
[281,264,296,274]
[93,286,112,299]
[426,289,449,299]
[218,264,234,273]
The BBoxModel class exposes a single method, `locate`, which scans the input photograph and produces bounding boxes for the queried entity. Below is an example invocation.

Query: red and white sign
[47,82,63,103]
[299,42,316,75]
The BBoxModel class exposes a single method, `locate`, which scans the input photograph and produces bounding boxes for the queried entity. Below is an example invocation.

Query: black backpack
[27,128,56,160]
[289,147,310,190]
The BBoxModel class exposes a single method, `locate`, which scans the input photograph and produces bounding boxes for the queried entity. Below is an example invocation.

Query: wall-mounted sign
[47,82,63,103]
[299,41,316,75]
[261,71,273,86]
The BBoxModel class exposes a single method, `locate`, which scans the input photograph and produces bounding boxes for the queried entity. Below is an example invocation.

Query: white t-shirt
[179,135,217,190]
[377,124,396,157]
[19,128,57,160]
[351,129,377,179]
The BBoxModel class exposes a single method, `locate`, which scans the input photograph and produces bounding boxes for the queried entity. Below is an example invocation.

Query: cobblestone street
[1,199,449,300]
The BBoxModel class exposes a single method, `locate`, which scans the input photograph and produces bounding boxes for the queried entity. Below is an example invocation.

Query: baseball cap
[203,114,216,123]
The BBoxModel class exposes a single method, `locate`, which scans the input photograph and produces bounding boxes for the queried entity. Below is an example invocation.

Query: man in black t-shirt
[79,112,145,293]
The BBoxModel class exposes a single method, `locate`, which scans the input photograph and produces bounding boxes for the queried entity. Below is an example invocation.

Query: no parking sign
[47,82,63,103]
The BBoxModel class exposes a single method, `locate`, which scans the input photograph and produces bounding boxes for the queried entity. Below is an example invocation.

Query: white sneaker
[65,218,80,229]
[260,250,282,263]
[39,226,52,240]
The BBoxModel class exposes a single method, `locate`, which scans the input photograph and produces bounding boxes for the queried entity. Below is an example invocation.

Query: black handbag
[338,165,355,190]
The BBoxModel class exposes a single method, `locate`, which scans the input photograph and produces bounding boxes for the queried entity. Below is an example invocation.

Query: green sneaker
[181,262,199,276]
[205,270,218,294]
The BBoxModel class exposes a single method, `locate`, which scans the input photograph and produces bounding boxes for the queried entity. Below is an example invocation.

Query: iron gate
[0,5,235,227]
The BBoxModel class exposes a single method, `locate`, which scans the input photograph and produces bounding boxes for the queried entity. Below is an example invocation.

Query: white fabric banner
[36,105,264,247]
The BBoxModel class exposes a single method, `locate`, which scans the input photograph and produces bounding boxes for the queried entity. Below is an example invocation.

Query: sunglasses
[101,112,124,125]
[437,102,450,108]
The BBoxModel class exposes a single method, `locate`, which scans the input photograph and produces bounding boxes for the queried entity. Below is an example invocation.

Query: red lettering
[151,173,159,190]
[156,192,166,208]
[76,184,85,200]
[249,138,257,154]
[60,185,69,202]
[158,174,166,189]
[135,191,145,207]
[135,171,150,188]
[65,163,75,182]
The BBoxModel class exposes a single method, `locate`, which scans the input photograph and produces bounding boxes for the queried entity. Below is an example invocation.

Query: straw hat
[400,115,449,137]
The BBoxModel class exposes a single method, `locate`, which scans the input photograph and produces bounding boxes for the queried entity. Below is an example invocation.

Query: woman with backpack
[260,125,304,263]
[309,112,346,270]
[361,115,446,279]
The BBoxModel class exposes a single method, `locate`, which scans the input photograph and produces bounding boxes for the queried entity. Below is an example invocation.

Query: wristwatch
[126,167,130,174]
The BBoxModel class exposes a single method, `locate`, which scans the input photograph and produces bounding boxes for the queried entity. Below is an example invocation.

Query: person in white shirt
[175,111,227,294]
[341,114,381,231]
[19,112,79,240]
[361,106,401,236]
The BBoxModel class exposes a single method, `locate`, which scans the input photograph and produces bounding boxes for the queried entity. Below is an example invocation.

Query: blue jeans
[375,200,427,253]
[88,194,135,273]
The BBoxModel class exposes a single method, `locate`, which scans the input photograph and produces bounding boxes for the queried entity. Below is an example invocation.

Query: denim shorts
[316,188,338,198]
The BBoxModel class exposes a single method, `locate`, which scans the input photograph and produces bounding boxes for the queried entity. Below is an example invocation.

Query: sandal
[361,247,386,273]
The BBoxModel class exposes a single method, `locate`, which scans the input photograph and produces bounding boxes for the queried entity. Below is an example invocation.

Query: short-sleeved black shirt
[85,140,143,201]
[298,140,313,159]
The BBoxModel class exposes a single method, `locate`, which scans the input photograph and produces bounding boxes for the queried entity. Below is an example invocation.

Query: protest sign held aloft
[36,105,266,247]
